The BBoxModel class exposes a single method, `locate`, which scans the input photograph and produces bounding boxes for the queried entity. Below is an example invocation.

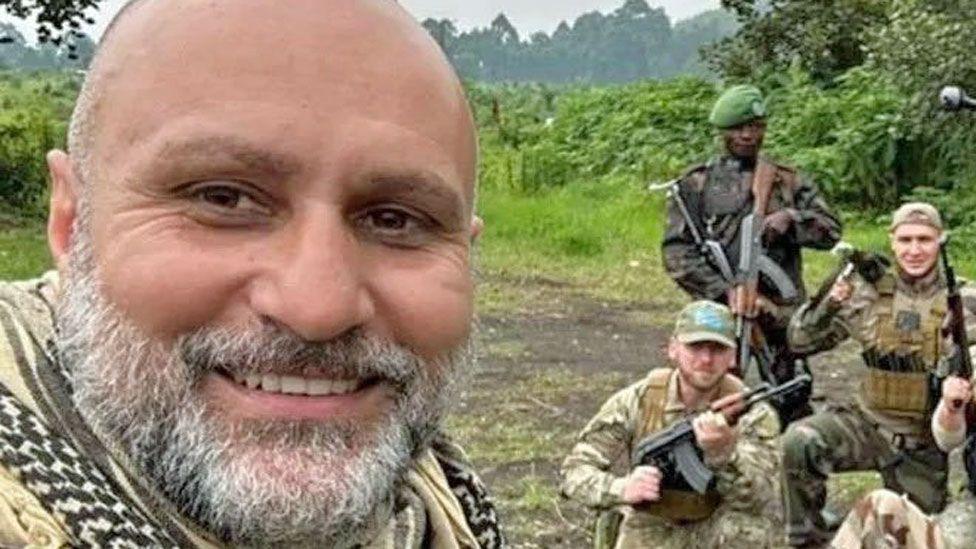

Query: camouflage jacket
[662,155,841,306]
[560,368,781,526]
[789,268,976,437]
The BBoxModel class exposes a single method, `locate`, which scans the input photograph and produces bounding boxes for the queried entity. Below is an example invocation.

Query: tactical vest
[632,368,744,522]
[860,272,947,417]
[686,157,798,246]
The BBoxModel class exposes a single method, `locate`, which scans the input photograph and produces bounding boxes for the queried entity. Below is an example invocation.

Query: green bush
[0,71,77,220]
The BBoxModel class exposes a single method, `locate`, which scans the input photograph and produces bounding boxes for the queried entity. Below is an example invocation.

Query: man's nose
[249,215,374,341]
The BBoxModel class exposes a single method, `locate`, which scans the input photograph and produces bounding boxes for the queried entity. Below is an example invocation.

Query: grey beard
[55,221,468,547]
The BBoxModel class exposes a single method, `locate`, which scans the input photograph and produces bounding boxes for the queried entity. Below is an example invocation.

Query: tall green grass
[0,226,50,279]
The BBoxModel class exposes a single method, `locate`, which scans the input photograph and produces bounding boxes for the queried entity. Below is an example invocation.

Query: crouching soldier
[782,203,972,546]
[560,301,784,548]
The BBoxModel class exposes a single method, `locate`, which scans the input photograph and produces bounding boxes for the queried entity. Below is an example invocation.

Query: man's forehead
[893,227,940,239]
[94,0,463,119]
[84,0,476,200]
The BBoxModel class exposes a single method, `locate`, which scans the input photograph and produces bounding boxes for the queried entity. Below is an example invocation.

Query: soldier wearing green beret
[561,301,783,549]
[662,85,842,425]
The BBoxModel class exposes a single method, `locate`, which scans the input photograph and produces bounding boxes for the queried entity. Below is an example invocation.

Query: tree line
[422,0,738,83]
[0,23,94,70]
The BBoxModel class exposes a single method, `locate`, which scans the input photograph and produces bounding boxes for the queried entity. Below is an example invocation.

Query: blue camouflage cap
[673,301,736,348]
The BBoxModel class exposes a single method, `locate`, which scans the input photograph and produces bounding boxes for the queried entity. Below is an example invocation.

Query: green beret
[709,85,766,129]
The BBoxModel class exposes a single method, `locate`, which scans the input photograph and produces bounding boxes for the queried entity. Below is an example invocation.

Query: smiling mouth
[223,371,373,397]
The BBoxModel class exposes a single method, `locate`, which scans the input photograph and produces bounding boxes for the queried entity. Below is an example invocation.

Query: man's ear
[666,337,679,362]
[470,215,484,242]
[46,150,79,274]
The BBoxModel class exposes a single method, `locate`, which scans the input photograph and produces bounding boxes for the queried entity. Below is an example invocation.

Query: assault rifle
[660,182,798,299]
[630,374,812,494]
[941,235,972,408]
[654,165,799,380]
[733,161,799,380]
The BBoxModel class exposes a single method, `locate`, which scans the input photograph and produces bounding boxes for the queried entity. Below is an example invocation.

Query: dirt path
[457,280,963,548]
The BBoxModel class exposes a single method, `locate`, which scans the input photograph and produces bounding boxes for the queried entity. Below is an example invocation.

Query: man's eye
[198,187,243,208]
[189,184,270,216]
[358,207,432,244]
[371,210,411,231]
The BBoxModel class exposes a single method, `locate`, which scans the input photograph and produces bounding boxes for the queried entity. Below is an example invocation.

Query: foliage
[707,0,889,82]
[0,71,77,219]
[470,78,718,194]
[860,0,976,191]
[468,73,931,214]
[760,67,912,209]
[704,0,976,218]
[423,0,738,83]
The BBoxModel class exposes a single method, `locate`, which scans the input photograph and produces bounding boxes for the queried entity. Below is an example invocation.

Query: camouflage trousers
[782,405,948,545]
[613,505,786,549]
[831,489,976,549]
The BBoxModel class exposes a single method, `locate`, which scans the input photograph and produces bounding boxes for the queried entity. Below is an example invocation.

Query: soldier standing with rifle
[662,84,842,425]
[782,203,973,547]
[560,301,786,549]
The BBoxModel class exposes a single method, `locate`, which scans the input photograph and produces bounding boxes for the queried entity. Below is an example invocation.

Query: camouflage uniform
[831,489,946,549]
[560,367,784,549]
[782,265,975,545]
[662,155,841,417]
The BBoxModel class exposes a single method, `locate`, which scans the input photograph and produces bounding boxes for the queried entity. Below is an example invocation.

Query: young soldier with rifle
[782,203,974,547]
[662,85,842,425]
[560,301,793,549]
[825,232,976,549]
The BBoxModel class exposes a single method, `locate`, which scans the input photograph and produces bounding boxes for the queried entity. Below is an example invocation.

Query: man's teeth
[232,373,360,396]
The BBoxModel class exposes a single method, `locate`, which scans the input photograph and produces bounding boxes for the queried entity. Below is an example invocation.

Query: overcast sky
[2,0,722,43]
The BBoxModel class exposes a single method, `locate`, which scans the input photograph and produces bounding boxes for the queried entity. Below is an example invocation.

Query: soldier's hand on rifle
[693,410,737,466]
[621,465,662,504]
[727,285,760,318]
[762,209,796,242]
[728,286,775,318]
[941,375,973,413]
[828,278,853,304]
